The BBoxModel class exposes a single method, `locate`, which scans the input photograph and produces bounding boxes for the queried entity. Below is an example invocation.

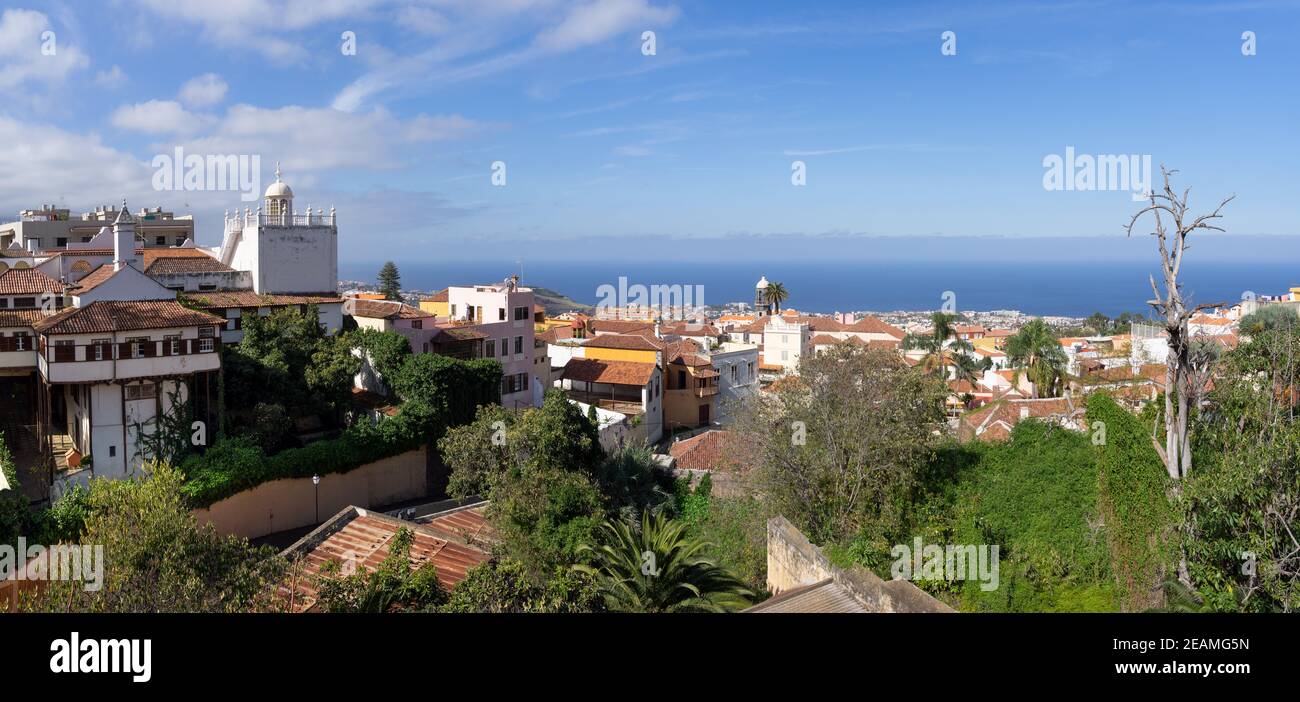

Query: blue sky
[3,0,1298,262]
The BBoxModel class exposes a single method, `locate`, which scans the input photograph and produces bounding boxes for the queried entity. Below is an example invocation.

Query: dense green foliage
[1184,325,1300,611]
[221,305,360,443]
[1086,393,1176,611]
[440,559,598,613]
[574,511,754,612]
[23,464,287,612]
[181,347,501,507]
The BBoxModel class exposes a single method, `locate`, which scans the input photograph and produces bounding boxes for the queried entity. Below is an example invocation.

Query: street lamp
[312,474,321,523]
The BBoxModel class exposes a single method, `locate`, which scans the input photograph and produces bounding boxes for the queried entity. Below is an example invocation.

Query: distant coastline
[340,259,1298,319]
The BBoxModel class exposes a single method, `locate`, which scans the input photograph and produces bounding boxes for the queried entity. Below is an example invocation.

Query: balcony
[40,339,220,383]
[225,211,336,231]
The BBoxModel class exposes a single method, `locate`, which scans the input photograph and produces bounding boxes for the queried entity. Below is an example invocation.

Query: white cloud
[331,0,678,111]
[179,105,482,172]
[111,100,213,135]
[179,73,228,108]
[0,9,89,89]
[130,0,388,61]
[0,116,158,211]
[94,65,128,88]
[534,0,679,52]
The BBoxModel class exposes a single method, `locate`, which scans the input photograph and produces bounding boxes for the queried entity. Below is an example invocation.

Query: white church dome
[264,163,293,199]
[755,275,769,289]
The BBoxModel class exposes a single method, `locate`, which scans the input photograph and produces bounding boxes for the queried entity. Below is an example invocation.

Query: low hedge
[180,402,429,508]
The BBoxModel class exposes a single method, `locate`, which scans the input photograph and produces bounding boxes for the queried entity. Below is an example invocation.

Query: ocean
[340,259,1299,318]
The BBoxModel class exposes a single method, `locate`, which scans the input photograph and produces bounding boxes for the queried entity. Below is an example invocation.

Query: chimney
[112,200,136,271]
[654,323,661,339]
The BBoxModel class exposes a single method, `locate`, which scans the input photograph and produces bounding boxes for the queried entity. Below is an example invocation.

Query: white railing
[224,209,336,231]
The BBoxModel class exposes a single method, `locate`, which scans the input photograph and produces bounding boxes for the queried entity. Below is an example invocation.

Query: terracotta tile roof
[428,288,448,302]
[350,299,434,320]
[845,316,905,337]
[589,319,654,334]
[0,268,63,296]
[68,264,117,294]
[669,430,744,472]
[663,338,705,363]
[33,300,225,335]
[143,250,233,275]
[0,309,48,327]
[184,291,343,309]
[280,505,492,613]
[416,504,497,547]
[985,328,1014,337]
[43,248,121,258]
[659,321,721,337]
[561,357,656,386]
[867,338,900,350]
[583,333,661,352]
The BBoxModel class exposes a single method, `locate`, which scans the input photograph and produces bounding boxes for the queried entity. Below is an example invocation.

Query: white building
[763,316,810,374]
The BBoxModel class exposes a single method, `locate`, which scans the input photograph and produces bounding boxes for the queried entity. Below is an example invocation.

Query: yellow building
[418,288,449,317]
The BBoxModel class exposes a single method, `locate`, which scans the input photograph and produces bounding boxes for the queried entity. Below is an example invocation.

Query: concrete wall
[192,446,428,539]
[766,516,953,612]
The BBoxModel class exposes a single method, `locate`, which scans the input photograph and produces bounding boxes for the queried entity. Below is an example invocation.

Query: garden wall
[192,446,428,539]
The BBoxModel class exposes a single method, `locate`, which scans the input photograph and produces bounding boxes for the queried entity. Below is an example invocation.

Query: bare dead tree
[1125,166,1234,481]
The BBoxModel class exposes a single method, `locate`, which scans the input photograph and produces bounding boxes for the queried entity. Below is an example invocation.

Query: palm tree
[1004,319,1069,398]
[902,312,970,380]
[764,282,789,314]
[574,512,754,612]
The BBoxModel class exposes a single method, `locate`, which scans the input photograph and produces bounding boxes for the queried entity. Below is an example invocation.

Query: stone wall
[192,446,428,539]
[766,516,953,613]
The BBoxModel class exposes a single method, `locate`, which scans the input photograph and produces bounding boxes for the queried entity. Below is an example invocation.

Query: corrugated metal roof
[746,579,870,613]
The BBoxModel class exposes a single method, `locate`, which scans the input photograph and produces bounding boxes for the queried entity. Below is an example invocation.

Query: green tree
[903,312,970,381]
[1086,312,1111,335]
[734,344,944,544]
[1237,304,1299,336]
[440,559,598,613]
[574,511,754,612]
[439,391,605,575]
[23,464,288,612]
[378,261,402,301]
[763,281,789,314]
[1005,319,1069,398]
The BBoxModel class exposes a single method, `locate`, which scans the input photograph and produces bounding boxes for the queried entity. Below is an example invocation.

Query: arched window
[71,260,92,274]
[14,261,29,269]
[0,261,8,273]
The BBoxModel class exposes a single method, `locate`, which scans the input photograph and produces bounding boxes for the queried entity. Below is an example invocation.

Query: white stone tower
[219,165,338,294]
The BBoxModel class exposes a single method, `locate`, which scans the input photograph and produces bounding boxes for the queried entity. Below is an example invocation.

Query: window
[410,319,422,329]
[14,334,28,352]
[485,339,496,357]
[731,364,738,382]
[498,308,506,321]
[125,383,158,401]
[514,306,529,321]
[514,336,523,355]
[56,237,68,247]
[199,338,215,353]
[53,339,74,362]
[13,297,35,309]
[781,350,789,361]
[155,236,166,246]
[128,337,151,358]
[748,361,754,378]
[199,326,216,338]
[93,338,110,361]
[501,372,529,395]
[198,284,217,292]
[500,340,508,358]
[450,304,457,317]
[677,370,686,388]
[166,335,181,356]
[0,299,7,309]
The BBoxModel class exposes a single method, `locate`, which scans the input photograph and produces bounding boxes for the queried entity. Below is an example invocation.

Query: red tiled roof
[350,299,433,320]
[184,291,343,309]
[669,430,745,473]
[562,357,656,386]
[143,249,233,275]
[0,309,48,328]
[281,505,492,612]
[589,319,654,334]
[428,288,448,302]
[659,321,721,337]
[0,268,63,296]
[845,316,905,337]
[33,300,224,335]
[583,333,661,352]
[69,264,117,294]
